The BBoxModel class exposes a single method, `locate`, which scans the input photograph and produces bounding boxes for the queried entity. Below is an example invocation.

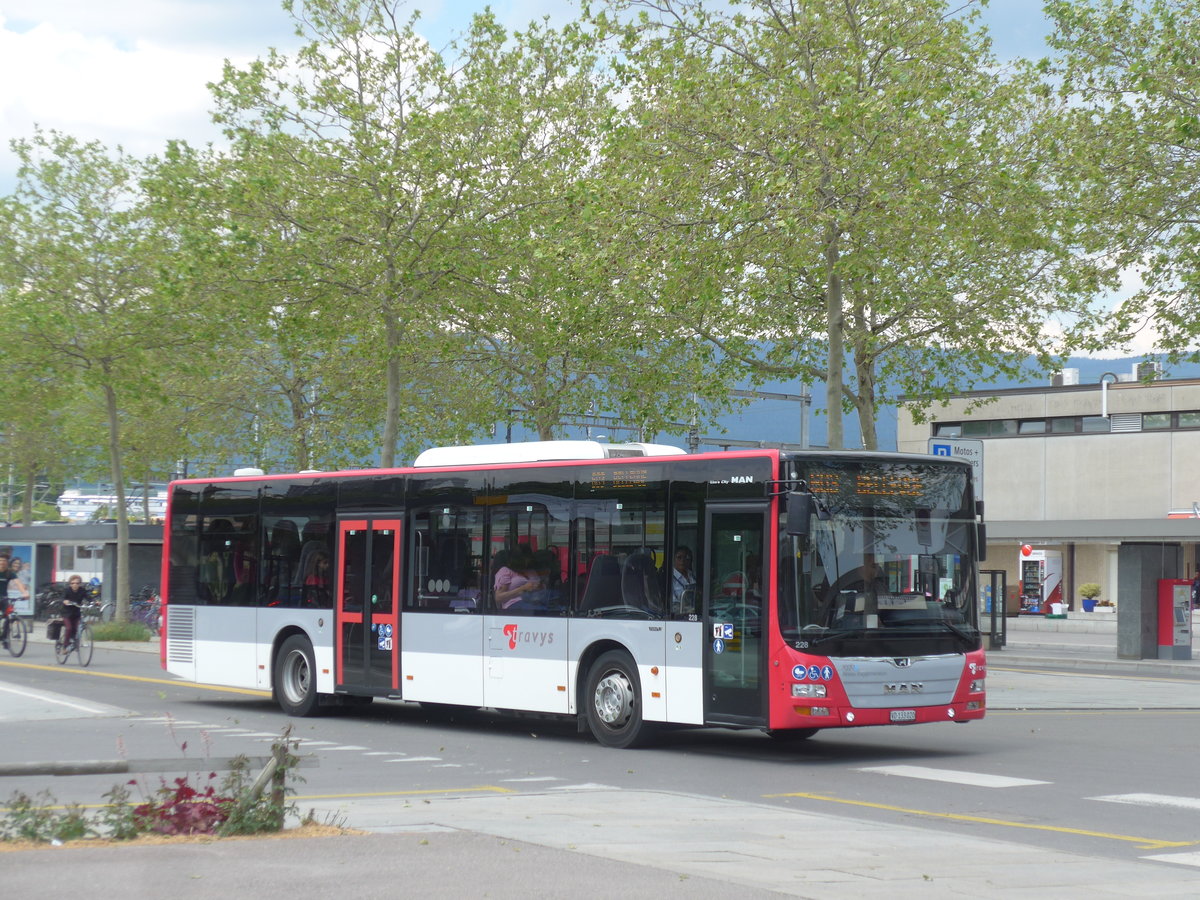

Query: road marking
[504,776,562,783]
[0,660,271,697]
[386,756,442,763]
[1142,851,1200,867]
[858,765,1049,788]
[295,786,513,799]
[1092,793,1200,811]
[764,792,1195,850]
[0,682,120,715]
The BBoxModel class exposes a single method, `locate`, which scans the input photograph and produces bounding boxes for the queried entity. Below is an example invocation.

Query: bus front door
[336,518,401,695]
[703,505,767,726]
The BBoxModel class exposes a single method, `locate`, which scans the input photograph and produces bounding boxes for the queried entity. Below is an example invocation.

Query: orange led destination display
[808,471,924,498]
[590,467,651,490]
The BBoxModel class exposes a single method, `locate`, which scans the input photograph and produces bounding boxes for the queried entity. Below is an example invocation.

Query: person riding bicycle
[0,554,14,646]
[61,575,87,650]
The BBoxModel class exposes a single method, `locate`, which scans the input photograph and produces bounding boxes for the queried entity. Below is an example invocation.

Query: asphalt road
[3,629,1200,897]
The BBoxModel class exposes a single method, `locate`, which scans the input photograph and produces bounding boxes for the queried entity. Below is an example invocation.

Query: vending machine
[1019,546,1062,614]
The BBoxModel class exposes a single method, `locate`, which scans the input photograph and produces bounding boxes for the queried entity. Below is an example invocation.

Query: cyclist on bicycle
[61,575,87,650]
[0,554,13,646]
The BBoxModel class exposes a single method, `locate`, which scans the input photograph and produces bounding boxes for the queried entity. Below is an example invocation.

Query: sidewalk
[989,609,1200,678]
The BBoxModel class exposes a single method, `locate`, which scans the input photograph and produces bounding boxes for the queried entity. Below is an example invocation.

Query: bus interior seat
[579,554,621,613]
[622,551,662,612]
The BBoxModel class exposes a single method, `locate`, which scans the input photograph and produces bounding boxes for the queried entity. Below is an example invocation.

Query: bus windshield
[778,460,981,657]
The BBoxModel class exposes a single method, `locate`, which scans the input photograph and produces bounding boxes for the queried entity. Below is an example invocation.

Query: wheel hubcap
[286,652,309,702]
[594,670,633,727]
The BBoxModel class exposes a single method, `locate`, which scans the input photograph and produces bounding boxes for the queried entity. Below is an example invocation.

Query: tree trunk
[21,462,38,525]
[853,350,878,451]
[823,223,845,450]
[381,314,401,468]
[103,383,131,622]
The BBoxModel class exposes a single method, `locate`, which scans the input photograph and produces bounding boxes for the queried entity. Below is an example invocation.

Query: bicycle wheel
[54,635,70,665]
[7,617,26,657]
[76,624,93,667]
[100,602,115,622]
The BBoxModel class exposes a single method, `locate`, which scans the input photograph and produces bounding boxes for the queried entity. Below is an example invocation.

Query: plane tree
[0,130,217,618]
[1046,0,1200,361]
[595,0,1101,448]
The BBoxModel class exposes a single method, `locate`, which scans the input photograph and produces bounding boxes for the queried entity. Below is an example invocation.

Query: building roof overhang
[988,519,1200,544]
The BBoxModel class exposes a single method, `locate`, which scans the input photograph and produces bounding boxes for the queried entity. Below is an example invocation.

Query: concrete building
[898,366,1200,657]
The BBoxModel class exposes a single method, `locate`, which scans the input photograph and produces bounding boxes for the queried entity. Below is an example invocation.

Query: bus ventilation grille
[166,606,195,663]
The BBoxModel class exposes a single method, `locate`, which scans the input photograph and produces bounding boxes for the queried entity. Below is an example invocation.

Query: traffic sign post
[928,438,984,496]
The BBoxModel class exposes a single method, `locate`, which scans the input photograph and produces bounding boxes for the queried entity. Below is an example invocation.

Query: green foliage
[1079,583,1102,600]
[1046,0,1200,361]
[0,791,94,843]
[593,0,1098,448]
[7,0,1196,475]
[94,783,141,841]
[0,728,302,843]
[91,621,154,642]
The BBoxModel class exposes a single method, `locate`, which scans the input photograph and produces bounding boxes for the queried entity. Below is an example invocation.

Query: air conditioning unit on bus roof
[412,440,686,468]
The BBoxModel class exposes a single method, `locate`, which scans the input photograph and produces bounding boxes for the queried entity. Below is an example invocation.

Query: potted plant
[1079,583,1102,612]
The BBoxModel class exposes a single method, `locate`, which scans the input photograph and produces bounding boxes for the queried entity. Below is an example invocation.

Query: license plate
[890,709,917,723]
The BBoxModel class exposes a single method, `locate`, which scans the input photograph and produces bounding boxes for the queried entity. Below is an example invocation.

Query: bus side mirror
[785,492,814,536]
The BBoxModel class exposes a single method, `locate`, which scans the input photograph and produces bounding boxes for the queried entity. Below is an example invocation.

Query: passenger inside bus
[302,550,332,607]
[493,549,538,609]
[501,549,563,614]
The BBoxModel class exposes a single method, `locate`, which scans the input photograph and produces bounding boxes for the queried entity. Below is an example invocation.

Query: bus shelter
[0,523,163,616]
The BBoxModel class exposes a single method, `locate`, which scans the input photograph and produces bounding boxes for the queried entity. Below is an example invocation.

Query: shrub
[91,621,153,642]
[0,727,301,843]
[1079,583,1102,600]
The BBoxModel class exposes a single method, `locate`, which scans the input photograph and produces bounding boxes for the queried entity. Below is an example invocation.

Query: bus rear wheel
[274,635,320,717]
[584,650,653,749]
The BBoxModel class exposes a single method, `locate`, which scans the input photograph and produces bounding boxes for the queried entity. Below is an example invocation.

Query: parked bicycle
[51,618,93,667]
[2,602,27,657]
[81,595,114,623]
[130,586,162,635]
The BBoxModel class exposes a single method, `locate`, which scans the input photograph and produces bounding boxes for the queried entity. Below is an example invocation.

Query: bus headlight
[969,679,985,693]
[792,683,827,698]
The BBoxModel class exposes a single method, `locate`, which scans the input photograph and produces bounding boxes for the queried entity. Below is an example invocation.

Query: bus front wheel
[274,635,320,717]
[584,650,653,749]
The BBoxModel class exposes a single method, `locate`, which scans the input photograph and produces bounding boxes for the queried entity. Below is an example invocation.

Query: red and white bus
[160,441,986,747]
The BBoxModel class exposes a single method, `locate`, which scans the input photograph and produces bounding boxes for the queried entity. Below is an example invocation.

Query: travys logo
[502,623,555,650]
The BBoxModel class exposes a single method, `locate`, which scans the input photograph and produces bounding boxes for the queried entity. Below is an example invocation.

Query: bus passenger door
[703,505,767,726]
[336,518,401,695]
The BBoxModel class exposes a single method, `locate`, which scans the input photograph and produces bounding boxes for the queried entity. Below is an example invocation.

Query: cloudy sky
[0,0,1054,188]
